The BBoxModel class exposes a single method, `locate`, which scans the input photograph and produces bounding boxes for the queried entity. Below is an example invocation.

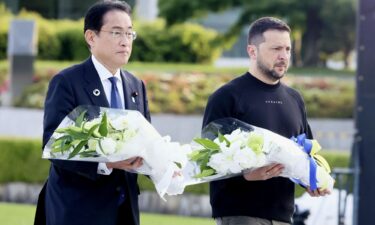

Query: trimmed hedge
[290,77,354,118]
[0,137,350,195]
[0,9,221,63]
[132,20,220,63]
[12,73,354,118]
[0,137,209,193]
[0,137,49,183]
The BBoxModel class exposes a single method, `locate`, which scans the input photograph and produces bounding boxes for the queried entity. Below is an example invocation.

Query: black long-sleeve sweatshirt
[202,72,313,223]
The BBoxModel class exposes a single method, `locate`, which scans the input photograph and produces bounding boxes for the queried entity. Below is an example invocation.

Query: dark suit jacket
[34,58,150,225]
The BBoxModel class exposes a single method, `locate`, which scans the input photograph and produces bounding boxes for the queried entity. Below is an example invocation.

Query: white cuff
[97,162,113,175]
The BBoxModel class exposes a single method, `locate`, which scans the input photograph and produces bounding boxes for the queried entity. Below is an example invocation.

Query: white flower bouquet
[174,118,334,195]
[43,105,191,198]
[43,107,334,199]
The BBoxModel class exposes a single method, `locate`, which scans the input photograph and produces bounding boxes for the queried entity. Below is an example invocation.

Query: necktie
[108,77,123,109]
[108,77,126,206]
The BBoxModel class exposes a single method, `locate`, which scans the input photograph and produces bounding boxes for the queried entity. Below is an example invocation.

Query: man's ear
[84,30,96,49]
[247,44,257,60]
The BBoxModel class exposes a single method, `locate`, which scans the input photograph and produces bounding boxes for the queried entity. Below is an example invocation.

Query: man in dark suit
[34,1,149,225]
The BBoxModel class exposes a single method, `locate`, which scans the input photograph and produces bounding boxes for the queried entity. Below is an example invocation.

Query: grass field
[0,203,215,225]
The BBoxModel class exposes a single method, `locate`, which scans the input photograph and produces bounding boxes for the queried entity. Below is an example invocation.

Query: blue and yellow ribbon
[290,133,331,191]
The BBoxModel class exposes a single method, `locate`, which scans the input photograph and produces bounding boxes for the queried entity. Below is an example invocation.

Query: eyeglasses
[99,30,137,41]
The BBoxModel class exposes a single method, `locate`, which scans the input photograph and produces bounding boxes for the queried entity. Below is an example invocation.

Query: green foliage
[290,77,354,118]
[0,30,7,60]
[159,0,356,67]
[36,21,61,60]
[0,137,212,194]
[56,24,89,61]
[0,137,351,197]
[14,81,48,108]
[0,6,220,63]
[0,3,12,60]
[13,71,354,118]
[0,137,49,183]
[132,20,221,63]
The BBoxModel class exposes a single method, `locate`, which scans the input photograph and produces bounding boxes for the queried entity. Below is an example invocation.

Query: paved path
[0,107,353,151]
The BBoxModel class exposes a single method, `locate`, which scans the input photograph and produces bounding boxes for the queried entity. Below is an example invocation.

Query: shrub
[290,77,354,118]
[14,72,354,118]
[0,30,7,60]
[131,20,221,63]
[1,7,221,63]
[0,4,12,60]
[14,81,48,108]
[0,137,49,183]
[56,23,89,61]
[37,22,61,60]
[0,137,351,196]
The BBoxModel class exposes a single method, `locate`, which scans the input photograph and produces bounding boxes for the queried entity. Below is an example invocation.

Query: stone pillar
[135,0,158,21]
[5,19,37,106]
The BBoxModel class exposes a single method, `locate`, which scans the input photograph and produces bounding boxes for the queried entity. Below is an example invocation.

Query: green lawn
[0,203,215,225]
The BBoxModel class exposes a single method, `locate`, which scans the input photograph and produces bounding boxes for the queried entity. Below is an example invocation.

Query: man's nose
[119,36,132,46]
[279,49,290,60]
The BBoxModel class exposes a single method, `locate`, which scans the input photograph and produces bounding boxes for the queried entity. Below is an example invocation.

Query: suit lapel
[82,58,110,108]
[120,70,138,110]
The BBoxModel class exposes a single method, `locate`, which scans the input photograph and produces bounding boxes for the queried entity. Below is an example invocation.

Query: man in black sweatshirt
[202,17,330,225]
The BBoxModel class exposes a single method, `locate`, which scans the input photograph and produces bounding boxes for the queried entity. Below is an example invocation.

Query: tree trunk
[343,48,351,69]
[301,8,323,67]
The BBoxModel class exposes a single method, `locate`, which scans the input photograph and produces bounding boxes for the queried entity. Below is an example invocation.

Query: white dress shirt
[92,55,125,175]
[91,55,125,109]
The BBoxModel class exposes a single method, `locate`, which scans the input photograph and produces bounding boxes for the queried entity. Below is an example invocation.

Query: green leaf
[79,150,99,158]
[51,136,73,153]
[247,133,264,155]
[97,140,105,155]
[199,152,211,171]
[68,140,88,159]
[75,110,87,127]
[98,113,108,137]
[51,141,72,153]
[189,150,209,161]
[65,129,89,139]
[194,138,220,151]
[194,169,215,178]
[87,124,100,137]
[51,135,70,148]
[55,127,69,133]
[218,132,230,147]
[174,162,182,169]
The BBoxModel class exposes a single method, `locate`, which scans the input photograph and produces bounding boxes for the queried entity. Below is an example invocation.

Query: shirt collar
[91,55,121,81]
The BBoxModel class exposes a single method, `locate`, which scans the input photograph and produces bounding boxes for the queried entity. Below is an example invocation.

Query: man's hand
[306,186,331,197]
[106,157,143,171]
[243,163,284,181]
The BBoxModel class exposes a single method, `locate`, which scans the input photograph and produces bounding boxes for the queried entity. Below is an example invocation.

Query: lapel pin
[93,89,100,96]
[131,92,138,103]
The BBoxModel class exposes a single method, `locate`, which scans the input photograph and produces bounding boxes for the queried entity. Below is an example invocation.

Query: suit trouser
[216,216,290,225]
[116,197,137,225]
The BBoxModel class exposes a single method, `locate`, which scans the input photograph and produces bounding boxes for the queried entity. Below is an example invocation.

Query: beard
[257,56,288,81]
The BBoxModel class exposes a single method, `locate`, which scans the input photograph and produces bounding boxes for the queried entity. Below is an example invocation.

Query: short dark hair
[247,17,291,45]
[84,1,132,33]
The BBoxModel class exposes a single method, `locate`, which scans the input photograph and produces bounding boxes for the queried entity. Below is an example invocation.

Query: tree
[320,0,356,68]
[159,0,356,67]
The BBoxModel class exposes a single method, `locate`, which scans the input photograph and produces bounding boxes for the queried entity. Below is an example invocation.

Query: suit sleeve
[44,74,101,180]
[140,80,151,122]
[202,87,236,128]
